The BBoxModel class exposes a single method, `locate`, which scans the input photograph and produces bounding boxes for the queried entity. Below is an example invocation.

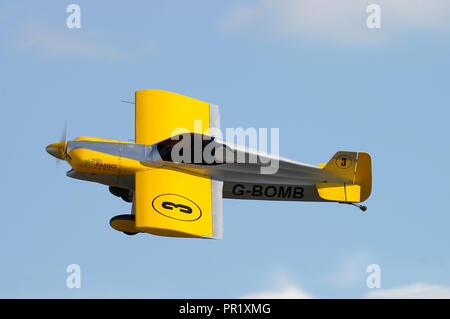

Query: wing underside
[135,169,223,239]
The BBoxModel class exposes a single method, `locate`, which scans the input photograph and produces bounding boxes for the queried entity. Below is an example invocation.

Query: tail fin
[316,152,372,203]
[324,151,358,183]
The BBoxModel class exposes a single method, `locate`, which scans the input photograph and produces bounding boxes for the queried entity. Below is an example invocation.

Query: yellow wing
[132,89,223,238]
[134,169,223,239]
[135,89,220,145]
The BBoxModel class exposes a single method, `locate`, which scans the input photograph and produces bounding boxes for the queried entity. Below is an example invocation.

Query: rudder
[316,152,372,203]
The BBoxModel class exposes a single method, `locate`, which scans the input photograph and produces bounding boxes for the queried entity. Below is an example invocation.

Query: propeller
[61,122,67,144]
[56,123,67,168]
[46,123,68,167]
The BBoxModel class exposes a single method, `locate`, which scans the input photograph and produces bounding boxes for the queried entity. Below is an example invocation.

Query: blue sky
[1,0,450,298]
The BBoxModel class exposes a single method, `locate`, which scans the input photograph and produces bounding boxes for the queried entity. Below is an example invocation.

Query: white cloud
[240,266,314,298]
[3,22,158,62]
[241,282,450,299]
[220,0,450,45]
[14,23,121,60]
[241,284,314,299]
[365,283,450,299]
[329,251,373,288]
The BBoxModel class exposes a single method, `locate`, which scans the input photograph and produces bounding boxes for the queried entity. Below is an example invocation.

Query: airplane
[46,89,372,239]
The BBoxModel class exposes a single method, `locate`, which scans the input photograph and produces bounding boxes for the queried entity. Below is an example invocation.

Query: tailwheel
[339,202,368,212]
[110,214,139,235]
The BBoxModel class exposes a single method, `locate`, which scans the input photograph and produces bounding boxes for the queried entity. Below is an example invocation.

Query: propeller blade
[60,122,67,142]
[56,123,68,168]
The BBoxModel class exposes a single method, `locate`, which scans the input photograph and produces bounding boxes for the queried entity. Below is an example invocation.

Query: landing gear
[339,202,367,212]
[109,186,133,202]
[110,214,139,235]
[121,193,133,203]
[109,186,124,197]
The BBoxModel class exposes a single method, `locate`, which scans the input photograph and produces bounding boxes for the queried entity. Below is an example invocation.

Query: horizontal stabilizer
[316,152,372,203]
[316,183,361,202]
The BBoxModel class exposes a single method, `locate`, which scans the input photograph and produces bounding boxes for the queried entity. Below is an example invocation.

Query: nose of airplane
[46,142,67,160]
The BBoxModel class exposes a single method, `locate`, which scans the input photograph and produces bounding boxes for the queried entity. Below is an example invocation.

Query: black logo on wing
[161,201,193,214]
[152,194,202,221]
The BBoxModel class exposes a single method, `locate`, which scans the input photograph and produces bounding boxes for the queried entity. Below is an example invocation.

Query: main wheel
[123,231,138,236]
[110,214,138,235]
[121,193,133,203]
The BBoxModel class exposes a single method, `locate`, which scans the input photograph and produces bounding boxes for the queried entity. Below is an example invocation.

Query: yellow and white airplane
[46,90,372,239]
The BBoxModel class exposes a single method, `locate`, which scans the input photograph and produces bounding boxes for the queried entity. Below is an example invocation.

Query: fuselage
[62,137,149,190]
[46,135,332,192]
[66,137,148,176]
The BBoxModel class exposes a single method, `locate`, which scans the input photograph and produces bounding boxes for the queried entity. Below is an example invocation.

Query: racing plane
[46,89,372,239]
